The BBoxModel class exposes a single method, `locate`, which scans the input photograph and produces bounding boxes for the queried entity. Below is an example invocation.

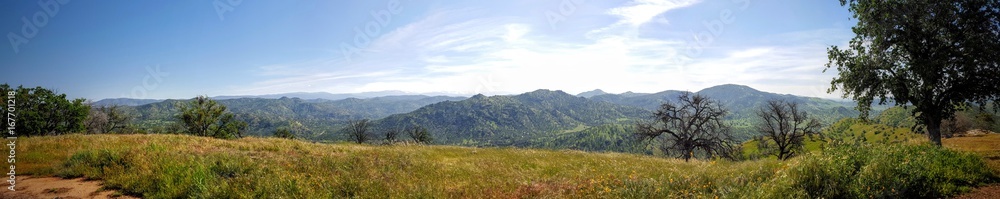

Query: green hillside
[127,95,465,138]
[372,90,650,145]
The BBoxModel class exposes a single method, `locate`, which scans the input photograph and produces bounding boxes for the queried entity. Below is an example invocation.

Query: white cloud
[607,0,700,26]
[237,0,850,99]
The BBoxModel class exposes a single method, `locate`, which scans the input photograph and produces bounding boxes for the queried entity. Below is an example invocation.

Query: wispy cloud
[236,0,851,99]
[607,0,700,26]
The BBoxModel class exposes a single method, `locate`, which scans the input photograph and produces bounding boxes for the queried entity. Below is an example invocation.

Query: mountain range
[369,84,863,147]
[112,84,871,150]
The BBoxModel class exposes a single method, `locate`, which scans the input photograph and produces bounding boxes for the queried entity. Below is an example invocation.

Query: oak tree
[635,93,738,161]
[826,0,1000,145]
[754,100,822,160]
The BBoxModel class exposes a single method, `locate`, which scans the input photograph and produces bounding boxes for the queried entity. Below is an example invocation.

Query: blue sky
[0,0,856,100]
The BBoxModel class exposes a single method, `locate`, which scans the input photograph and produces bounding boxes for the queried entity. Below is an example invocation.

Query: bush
[789,144,996,198]
[57,149,132,179]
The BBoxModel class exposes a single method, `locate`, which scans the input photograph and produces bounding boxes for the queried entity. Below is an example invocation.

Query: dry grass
[17,133,998,198]
[944,133,1000,174]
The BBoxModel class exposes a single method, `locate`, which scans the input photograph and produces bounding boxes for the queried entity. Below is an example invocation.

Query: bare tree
[635,93,737,161]
[942,112,974,138]
[85,105,135,134]
[754,100,822,160]
[347,119,372,144]
[84,107,109,134]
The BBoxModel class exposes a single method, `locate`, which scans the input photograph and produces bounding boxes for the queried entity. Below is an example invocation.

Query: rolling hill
[371,89,651,146]
[120,84,877,148]
[128,95,466,138]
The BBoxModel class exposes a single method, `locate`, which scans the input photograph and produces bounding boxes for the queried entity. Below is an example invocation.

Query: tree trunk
[927,118,943,146]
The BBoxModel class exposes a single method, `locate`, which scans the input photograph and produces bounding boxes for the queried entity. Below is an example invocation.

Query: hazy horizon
[2,0,852,100]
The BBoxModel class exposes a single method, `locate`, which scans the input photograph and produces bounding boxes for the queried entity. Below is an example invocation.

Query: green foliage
[177,96,246,139]
[827,0,1000,145]
[407,125,433,144]
[375,90,649,145]
[132,96,462,139]
[273,128,295,139]
[788,144,996,198]
[530,123,648,154]
[874,106,918,129]
[0,84,89,136]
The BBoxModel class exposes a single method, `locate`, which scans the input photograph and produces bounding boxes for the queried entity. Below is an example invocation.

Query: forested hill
[120,84,868,146]
[370,89,651,146]
[592,84,862,124]
[130,95,465,138]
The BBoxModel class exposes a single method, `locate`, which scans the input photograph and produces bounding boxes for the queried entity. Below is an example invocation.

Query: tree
[347,119,372,144]
[273,128,296,139]
[754,100,822,160]
[407,125,433,144]
[84,106,109,134]
[635,93,738,161]
[383,127,400,144]
[85,105,134,134]
[1,84,89,136]
[826,0,1000,145]
[177,96,246,139]
[941,112,974,137]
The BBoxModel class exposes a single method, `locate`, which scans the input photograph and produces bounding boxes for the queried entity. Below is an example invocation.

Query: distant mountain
[370,89,650,146]
[694,84,860,120]
[576,89,609,98]
[91,98,164,106]
[121,84,874,148]
[211,90,470,101]
[212,91,416,100]
[591,90,686,110]
[589,84,858,120]
[130,95,465,138]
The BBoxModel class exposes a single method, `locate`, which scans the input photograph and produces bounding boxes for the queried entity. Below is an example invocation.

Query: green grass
[557,124,590,134]
[742,118,923,159]
[20,134,997,198]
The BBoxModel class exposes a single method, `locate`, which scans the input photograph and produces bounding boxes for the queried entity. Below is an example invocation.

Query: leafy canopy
[826,0,1000,145]
[177,96,246,139]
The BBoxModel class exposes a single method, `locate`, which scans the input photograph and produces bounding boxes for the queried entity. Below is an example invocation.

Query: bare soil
[0,176,138,199]
[952,184,1000,199]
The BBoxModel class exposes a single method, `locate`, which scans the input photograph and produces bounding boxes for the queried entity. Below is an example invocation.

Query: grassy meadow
[18,133,999,198]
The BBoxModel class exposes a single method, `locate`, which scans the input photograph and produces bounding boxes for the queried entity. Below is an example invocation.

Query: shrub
[789,144,996,198]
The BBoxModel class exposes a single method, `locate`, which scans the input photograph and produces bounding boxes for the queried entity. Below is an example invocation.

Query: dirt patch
[952,184,1000,199]
[0,176,138,199]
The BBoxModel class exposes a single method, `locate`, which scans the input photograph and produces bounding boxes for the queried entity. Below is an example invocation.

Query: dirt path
[0,176,138,199]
